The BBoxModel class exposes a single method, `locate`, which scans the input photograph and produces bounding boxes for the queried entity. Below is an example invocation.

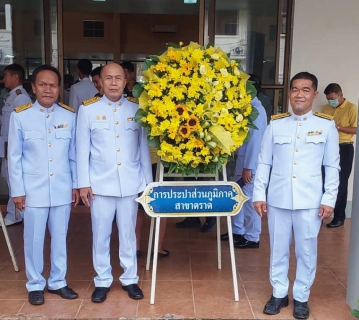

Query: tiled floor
[0,205,355,319]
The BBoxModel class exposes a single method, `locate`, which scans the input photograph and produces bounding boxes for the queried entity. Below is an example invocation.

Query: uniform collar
[9,85,23,95]
[291,110,313,121]
[34,100,56,113]
[81,77,91,82]
[101,94,125,107]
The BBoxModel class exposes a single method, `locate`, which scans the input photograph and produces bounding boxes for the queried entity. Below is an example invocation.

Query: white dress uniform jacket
[8,101,77,207]
[0,85,31,158]
[76,95,153,196]
[253,110,340,209]
[69,77,98,113]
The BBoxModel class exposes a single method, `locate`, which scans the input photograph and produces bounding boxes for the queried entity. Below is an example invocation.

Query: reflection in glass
[262,89,284,116]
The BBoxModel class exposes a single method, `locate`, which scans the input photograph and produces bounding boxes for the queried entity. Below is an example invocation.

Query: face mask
[328,99,339,107]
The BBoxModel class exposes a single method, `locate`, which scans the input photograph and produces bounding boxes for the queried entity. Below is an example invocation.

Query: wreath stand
[0,208,19,271]
[144,162,240,304]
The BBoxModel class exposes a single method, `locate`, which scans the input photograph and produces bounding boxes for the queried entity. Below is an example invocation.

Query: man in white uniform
[69,59,98,112]
[8,65,79,305]
[0,64,31,227]
[76,63,152,303]
[253,72,340,319]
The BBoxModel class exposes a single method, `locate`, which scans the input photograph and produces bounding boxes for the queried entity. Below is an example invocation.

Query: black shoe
[293,299,310,319]
[122,283,144,300]
[326,220,344,228]
[263,295,289,315]
[28,290,44,305]
[175,217,201,229]
[221,233,245,243]
[200,217,216,232]
[234,239,259,249]
[48,286,78,299]
[91,287,110,303]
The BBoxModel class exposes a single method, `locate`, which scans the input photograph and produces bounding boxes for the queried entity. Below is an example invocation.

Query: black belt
[339,142,354,145]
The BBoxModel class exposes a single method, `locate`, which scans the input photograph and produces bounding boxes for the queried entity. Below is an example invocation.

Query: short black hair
[77,59,93,76]
[32,65,61,85]
[91,66,102,78]
[324,83,342,95]
[4,63,25,82]
[64,74,74,85]
[120,61,135,73]
[290,72,318,91]
[249,74,262,92]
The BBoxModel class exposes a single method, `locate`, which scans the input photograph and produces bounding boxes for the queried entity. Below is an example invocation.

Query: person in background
[253,72,339,319]
[90,66,103,97]
[322,83,357,228]
[8,65,79,305]
[120,61,138,98]
[0,63,31,227]
[63,74,74,106]
[69,59,98,112]
[76,63,152,303]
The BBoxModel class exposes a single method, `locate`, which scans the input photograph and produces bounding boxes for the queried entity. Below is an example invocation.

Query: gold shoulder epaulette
[271,112,291,120]
[82,96,100,106]
[14,102,32,113]
[58,102,75,113]
[314,112,334,120]
[16,89,22,95]
[127,96,139,104]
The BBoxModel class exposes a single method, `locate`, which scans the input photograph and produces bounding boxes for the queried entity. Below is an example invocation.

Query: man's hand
[253,201,267,217]
[13,196,25,210]
[72,189,80,207]
[319,204,334,220]
[242,168,252,184]
[80,187,94,207]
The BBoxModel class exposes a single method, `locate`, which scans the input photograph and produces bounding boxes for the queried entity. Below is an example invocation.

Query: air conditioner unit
[151,25,177,33]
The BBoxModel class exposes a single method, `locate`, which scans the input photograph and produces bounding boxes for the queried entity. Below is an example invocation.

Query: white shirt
[69,77,98,113]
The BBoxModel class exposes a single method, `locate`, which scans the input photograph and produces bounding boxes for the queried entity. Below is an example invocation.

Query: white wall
[291,0,359,210]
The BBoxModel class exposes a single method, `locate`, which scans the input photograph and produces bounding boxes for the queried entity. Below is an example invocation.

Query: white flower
[211,53,220,60]
[227,101,233,109]
[213,80,219,86]
[220,68,229,77]
[221,108,229,115]
[199,65,207,75]
[234,67,240,76]
[224,81,231,89]
[215,91,223,101]
[206,77,212,83]
[236,114,243,122]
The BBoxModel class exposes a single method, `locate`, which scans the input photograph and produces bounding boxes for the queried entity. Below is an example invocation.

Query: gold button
[115,121,119,125]
[118,162,121,166]
[116,134,119,138]
[49,158,53,162]
[48,143,52,147]
[108,102,112,106]
[297,135,300,139]
[294,117,297,120]
[293,175,296,179]
[117,148,120,152]
[294,161,297,165]
[46,114,50,118]
[118,102,122,106]
[50,172,54,176]
[299,123,302,126]
[51,108,54,112]
[48,129,51,133]
[295,148,299,152]
[304,116,307,120]
[114,108,117,112]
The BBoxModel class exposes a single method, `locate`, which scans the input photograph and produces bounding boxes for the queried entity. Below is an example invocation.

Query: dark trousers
[333,143,354,222]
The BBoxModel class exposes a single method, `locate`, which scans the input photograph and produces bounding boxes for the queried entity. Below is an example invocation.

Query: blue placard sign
[136,181,248,217]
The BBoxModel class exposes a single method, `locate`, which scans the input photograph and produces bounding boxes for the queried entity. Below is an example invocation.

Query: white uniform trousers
[90,194,138,287]
[24,205,71,292]
[267,205,321,302]
[1,158,20,223]
[232,177,261,242]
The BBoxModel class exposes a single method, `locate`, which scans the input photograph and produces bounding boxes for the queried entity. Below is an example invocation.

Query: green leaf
[247,122,258,130]
[167,42,181,48]
[148,136,160,148]
[142,59,155,71]
[243,131,251,143]
[134,108,149,127]
[132,83,144,99]
[206,42,214,49]
[227,52,231,58]
[149,55,160,62]
[168,162,178,174]
[246,81,258,98]
[249,104,259,123]
[351,309,359,317]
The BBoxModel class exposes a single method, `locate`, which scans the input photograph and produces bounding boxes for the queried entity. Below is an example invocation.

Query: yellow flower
[176,104,187,117]
[179,125,191,138]
[220,68,229,77]
[187,115,200,130]
[215,91,223,101]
